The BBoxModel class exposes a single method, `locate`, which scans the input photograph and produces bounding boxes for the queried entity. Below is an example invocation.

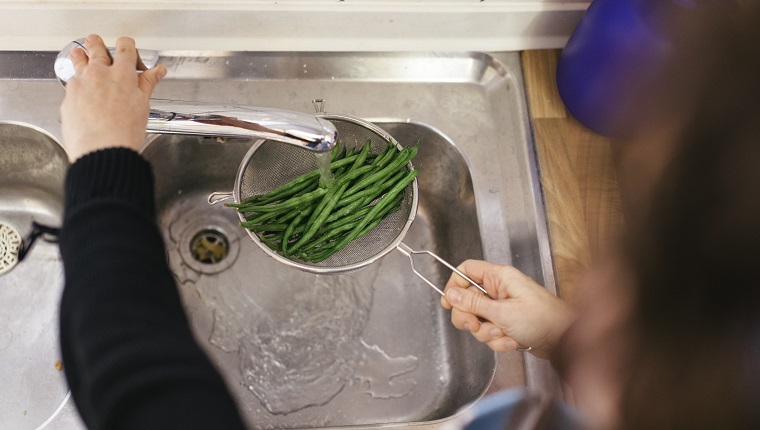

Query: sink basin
[0,122,70,429]
[0,50,561,429]
[142,121,489,428]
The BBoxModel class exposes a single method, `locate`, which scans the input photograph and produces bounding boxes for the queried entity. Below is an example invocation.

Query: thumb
[138,65,167,97]
[446,286,500,322]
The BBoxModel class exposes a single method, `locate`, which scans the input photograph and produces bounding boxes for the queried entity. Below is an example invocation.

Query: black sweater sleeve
[59,148,246,430]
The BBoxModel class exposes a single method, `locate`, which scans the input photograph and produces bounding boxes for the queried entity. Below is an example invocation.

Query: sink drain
[0,223,22,276]
[190,229,230,264]
[169,211,241,276]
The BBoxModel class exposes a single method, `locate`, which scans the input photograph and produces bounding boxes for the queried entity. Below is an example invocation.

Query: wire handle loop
[395,242,532,353]
[395,242,487,296]
[207,191,234,206]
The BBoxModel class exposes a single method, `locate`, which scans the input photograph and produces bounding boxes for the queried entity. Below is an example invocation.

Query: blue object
[445,389,585,430]
[454,390,526,429]
[556,0,683,137]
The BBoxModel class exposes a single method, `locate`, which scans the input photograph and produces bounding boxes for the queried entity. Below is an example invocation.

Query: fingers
[72,35,166,97]
[450,306,481,333]
[84,34,112,65]
[444,259,510,299]
[138,65,167,98]
[445,285,500,323]
[440,294,453,310]
[450,309,521,353]
[69,47,89,76]
[113,36,138,71]
[445,259,503,289]
[486,335,520,353]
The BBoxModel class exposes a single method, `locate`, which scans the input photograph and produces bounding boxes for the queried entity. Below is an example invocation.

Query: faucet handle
[54,37,160,87]
[53,38,338,152]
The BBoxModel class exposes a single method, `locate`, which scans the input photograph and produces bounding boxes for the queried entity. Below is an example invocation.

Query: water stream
[315,151,334,189]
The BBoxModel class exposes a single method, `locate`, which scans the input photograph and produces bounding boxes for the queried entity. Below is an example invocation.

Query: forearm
[59,148,245,430]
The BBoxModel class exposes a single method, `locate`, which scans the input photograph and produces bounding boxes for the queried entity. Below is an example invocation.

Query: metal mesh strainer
[234,114,417,274]
[209,113,487,297]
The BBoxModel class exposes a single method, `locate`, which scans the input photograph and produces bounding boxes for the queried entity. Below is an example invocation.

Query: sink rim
[0,49,562,430]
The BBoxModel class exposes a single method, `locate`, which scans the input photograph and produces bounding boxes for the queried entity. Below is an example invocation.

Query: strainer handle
[396,242,533,353]
[207,191,234,206]
[396,242,487,296]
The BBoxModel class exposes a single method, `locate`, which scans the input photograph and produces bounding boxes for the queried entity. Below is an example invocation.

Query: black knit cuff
[64,147,155,218]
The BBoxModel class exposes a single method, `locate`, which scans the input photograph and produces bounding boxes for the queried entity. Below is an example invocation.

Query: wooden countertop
[521,50,625,306]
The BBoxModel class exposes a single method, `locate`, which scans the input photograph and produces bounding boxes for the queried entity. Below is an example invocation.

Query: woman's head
[620,4,760,429]
[563,4,760,429]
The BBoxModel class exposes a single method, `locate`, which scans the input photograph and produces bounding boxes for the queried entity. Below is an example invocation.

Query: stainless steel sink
[0,122,70,430]
[0,51,561,429]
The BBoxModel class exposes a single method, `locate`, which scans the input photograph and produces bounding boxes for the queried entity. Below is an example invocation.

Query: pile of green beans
[227,139,419,263]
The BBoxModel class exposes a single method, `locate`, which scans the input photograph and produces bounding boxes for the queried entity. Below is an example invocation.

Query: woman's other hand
[60,34,167,161]
[440,260,575,359]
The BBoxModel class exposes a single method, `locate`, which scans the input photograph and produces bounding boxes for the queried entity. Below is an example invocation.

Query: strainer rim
[232,113,419,274]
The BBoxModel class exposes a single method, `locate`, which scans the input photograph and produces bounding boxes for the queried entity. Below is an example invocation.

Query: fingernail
[490,328,503,338]
[157,65,167,79]
[463,322,471,332]
[86,34,98,43]
[447,289,462,305]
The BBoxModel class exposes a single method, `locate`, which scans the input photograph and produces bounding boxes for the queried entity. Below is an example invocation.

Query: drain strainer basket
[0,223,21,276]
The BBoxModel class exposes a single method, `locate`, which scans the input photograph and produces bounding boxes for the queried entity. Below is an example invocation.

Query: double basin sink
[0,50,561,429]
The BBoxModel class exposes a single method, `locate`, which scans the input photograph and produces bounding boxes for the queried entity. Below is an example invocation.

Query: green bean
[300,218,363,253]
[232,140,419,263]
[289,164,373,253]
[246,223,289,232]
[302,192,403,254]
[304,196,403,263]
[234,186,329,213]
[301,196,400,262]
[282,207,309,256]
[370,140,399,171]
[305,141,371,228]
[273,201,316,224]
[243,209,283,225]
[330,142,341,161]
[336,170,406,209]
[348,142,394,187]
[230,153,363,206]
[318,169,418,258]
[324,195,373,224]
[242,187,316,224]
[343,144,417,198]
[258,233,283,252]
[252,176,319,206]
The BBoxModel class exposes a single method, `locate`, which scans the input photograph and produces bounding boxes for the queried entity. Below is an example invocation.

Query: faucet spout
[147,100,337,151]
[55,38,338,152]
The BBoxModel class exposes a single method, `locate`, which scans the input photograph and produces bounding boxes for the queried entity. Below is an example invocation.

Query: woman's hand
[440,260,576,359]
[60,34,167,162]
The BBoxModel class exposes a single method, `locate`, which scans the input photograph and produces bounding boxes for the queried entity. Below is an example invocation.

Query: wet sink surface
[0,51,561,429]
[0,122,69,430]
[143,122,489,428]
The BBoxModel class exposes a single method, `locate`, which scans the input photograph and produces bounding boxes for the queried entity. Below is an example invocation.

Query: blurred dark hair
[620,3,760,429]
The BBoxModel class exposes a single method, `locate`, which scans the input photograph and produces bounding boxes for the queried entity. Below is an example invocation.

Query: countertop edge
[0,3,586,52]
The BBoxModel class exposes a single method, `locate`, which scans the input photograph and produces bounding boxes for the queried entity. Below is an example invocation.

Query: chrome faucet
[54,38,338,152]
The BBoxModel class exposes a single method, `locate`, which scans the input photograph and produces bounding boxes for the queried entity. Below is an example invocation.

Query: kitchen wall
[0,1,587,51]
